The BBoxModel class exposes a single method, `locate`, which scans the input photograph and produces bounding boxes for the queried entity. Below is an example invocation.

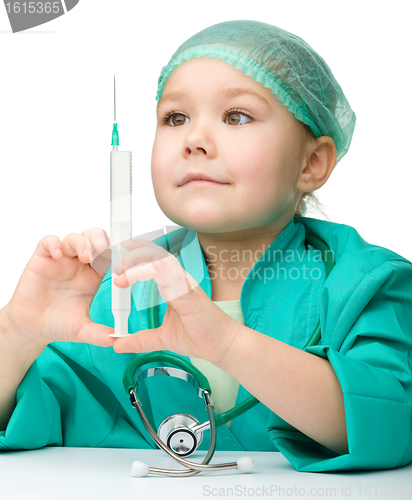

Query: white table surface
[0,448,411,500]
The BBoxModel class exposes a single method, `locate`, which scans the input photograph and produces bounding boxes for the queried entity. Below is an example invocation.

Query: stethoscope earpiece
[236,457,254,473]
[130,457,254,477]
[131,461,150,477]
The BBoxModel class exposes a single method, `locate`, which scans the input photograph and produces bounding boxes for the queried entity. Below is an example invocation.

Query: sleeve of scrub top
[0,270,153,452]
[267,259,412,472]
[0,269,116,451]
[0,343,124,451]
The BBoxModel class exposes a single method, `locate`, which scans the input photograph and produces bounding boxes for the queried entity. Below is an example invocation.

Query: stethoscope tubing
[145,230,334,428]
[132,229,335,476]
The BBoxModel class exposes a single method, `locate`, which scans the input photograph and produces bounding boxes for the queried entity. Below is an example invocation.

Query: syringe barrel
[110,150,132,336]
[110,150,132,245]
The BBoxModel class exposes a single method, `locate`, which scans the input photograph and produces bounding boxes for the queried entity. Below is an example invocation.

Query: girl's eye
[163,111,188,127]
[224,110,252,126]
[162,109,252,127]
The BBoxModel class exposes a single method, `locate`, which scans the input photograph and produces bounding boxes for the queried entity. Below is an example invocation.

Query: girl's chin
[169,215,231,233]
[164,205,227,225]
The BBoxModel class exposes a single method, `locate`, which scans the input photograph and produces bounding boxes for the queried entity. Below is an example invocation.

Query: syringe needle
[111,75,119,148]
[114,75,116,123]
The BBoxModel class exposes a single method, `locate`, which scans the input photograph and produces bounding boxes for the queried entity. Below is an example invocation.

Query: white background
[0,0,411,308]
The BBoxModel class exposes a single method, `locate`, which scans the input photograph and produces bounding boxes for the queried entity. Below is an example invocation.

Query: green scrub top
[1,216,411,473]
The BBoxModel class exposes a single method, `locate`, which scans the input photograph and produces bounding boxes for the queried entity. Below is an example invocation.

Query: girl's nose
[186,146,206,155]
[183,124,217,158]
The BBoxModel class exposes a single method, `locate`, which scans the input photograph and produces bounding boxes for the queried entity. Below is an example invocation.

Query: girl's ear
[297,136,337,192]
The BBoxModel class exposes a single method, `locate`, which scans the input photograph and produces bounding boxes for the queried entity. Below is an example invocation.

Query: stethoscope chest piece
[157,413,203,457]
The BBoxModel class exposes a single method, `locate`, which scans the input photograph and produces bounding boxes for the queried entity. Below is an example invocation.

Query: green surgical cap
[156,20,356,164]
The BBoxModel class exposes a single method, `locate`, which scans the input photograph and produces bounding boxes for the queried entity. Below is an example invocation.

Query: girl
[1,20,411,473]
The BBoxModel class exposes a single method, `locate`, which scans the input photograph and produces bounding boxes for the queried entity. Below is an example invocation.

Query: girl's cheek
[152,151,171,181]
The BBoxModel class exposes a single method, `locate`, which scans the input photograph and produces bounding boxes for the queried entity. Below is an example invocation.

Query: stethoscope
[122,231,335,477]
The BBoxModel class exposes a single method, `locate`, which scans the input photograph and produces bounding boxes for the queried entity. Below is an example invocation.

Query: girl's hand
[111,238,239,364]
[3,228,115,349]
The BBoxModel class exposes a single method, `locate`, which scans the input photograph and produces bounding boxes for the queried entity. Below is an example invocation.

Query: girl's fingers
[114,260,158,286]
[59,229,111,275]
[112,327,165,353]
[120,238,159,251]
[144,258,198,302]
[82,227,111,257]
[75,319,115,348]
[112,240,198,301]
[114,255,196,302]
[115,246,169,274]
[82,227,111,274]
[61,233,90,261]
[154,260,199,302]
[38,235,64,259]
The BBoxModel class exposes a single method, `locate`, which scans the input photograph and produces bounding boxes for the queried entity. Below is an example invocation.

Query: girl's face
[151,56,311,235]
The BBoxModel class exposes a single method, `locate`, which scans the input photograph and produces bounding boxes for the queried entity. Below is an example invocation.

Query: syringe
[109,75,132,337]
